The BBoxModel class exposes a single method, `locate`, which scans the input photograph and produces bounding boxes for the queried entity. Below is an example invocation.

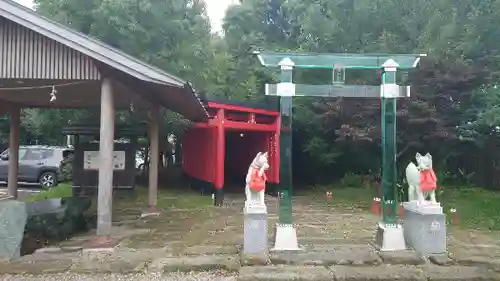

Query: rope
[0,81,88,91]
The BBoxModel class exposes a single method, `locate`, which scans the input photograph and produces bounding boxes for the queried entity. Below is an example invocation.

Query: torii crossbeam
[255,51,426,251]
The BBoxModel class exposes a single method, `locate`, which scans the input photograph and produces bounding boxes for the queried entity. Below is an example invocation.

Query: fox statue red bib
[245,152,269,205]
[249,168,267,192]
[420,169,437,192]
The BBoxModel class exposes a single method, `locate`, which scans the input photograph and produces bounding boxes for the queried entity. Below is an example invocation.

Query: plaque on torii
[255,51,426,252]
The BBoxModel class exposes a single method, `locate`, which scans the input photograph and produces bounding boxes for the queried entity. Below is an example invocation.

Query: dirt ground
[1,188,500,280]
[57,190,500,263]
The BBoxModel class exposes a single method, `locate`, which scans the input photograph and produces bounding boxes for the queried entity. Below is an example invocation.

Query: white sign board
[83,151,126,170]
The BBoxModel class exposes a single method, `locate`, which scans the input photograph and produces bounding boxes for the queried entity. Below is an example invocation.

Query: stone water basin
[0,189,91,258]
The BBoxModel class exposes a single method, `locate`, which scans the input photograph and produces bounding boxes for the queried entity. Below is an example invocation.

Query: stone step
[269,244,380,266]
[148,254,240,273]
[238,265,500,281]
[238,265,332,281]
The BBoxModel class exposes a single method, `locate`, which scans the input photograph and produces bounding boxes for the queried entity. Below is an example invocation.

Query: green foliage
[339,173,365,188]
[303,136,342,165]
[441,186,500,230]
[18,0,500,191]
[57,153,74,183]
[23,183,73,203]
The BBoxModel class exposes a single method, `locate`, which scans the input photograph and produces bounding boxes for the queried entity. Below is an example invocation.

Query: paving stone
[183,245,239,255]
[0,253,75,274]
[70,251,149,274]
[379,250,426,265]
[429,254,454,266]
[238,265,332,281]
[270,244,380,266]
[34,247,62,254]
[332,265,425,281]
[149,255,240,273]
[61,246,83,253]
[240,252,270,266]
[453,255,500,271]
[422,265,500,281]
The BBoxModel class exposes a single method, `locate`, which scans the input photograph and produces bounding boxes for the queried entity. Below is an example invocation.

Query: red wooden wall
[182,102,280,190]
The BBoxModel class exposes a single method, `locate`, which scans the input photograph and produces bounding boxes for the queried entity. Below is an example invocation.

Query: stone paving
[1,192,500,280]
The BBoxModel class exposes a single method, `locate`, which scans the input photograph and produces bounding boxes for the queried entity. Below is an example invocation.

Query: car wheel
[138,164,145,171]
[39,172,57,188]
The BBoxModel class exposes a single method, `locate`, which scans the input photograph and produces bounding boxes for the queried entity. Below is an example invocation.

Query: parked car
[0,145,73,188]
[136,150,145,171]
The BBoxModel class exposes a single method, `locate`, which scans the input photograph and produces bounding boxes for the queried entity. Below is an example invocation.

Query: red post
[248,113,256,123]
[214,109,225,206]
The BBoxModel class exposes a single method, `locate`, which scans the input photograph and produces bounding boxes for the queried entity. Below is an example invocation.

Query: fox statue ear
[262,152,268,158]
[416,152,422,160]
[425,152,432,159]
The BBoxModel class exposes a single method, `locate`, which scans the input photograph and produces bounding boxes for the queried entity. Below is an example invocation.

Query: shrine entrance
[255,51,426,251]
[224,130,270,192]
[182,99,280,205]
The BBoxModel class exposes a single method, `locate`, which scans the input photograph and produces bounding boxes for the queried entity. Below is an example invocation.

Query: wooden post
[148,106,160,210]
[97,78,115,236]
[214,109,225,206]
[7,105,20,199]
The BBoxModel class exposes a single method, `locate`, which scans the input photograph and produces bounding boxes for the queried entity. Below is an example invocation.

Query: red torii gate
[182,100,280,205]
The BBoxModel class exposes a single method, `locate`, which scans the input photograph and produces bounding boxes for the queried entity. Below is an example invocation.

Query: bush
[23,183,73,203]
[339,173,365,188]
[58,153,74,183]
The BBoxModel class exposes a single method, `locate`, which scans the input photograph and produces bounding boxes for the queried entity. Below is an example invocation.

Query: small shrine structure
[182,97,280,205]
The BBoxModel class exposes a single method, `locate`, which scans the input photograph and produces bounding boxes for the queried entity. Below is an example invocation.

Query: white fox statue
[405,152,438,205]
[245,152,269,205]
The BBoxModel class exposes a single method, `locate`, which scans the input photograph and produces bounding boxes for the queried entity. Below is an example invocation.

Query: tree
[31,0,216,142]
[221,0,500,184]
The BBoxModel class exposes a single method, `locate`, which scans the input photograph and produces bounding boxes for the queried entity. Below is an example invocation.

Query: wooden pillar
[97,78,115,236]
[148,106,160,210]
[7,105,20,199]
[214,109,225,206]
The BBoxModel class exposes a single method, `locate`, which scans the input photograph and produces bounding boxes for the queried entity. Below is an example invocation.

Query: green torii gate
[255,51,426,251]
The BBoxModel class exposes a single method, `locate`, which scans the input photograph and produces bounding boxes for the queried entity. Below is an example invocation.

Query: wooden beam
[7,104,19,199]
[148,105,160,209]
[207,102,280,116]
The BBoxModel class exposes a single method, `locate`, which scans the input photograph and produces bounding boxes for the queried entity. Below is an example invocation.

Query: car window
[22,148,53,160]
[1,148,28,160]
[62,149,74,159]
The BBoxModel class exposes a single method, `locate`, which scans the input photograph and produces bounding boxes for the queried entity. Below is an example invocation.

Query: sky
[14,0,235,33]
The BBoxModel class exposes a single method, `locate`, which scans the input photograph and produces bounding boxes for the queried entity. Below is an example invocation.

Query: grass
[23,183,73,203]
[114,185,213,210]
[305,184,500,231]
[440,186,500,230]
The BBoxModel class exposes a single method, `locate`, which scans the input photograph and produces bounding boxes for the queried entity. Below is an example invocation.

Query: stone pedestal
[403,201,446,255]
[243,202,268,255]
[271,223,301,251]
[375,222,406,251]
[0,199,27,261]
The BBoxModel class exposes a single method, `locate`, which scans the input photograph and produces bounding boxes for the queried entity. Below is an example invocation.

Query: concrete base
[214,188,224,206]
[271,223,301,251]
[375,222,406,252]
[81,236,120,252]
[403,201,446,255]
[404,200,443,214]
[141,211,161,219]
[243,203,268,255]
[140,205,161,218]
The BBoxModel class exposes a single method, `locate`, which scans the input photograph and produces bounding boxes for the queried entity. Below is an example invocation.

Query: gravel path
[0,272,237,281]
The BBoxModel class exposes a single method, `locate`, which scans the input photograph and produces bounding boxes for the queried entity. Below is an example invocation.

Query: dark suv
[0,145,73,188]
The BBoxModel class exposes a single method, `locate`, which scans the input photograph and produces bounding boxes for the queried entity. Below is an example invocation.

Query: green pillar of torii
[255,51,426,251]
